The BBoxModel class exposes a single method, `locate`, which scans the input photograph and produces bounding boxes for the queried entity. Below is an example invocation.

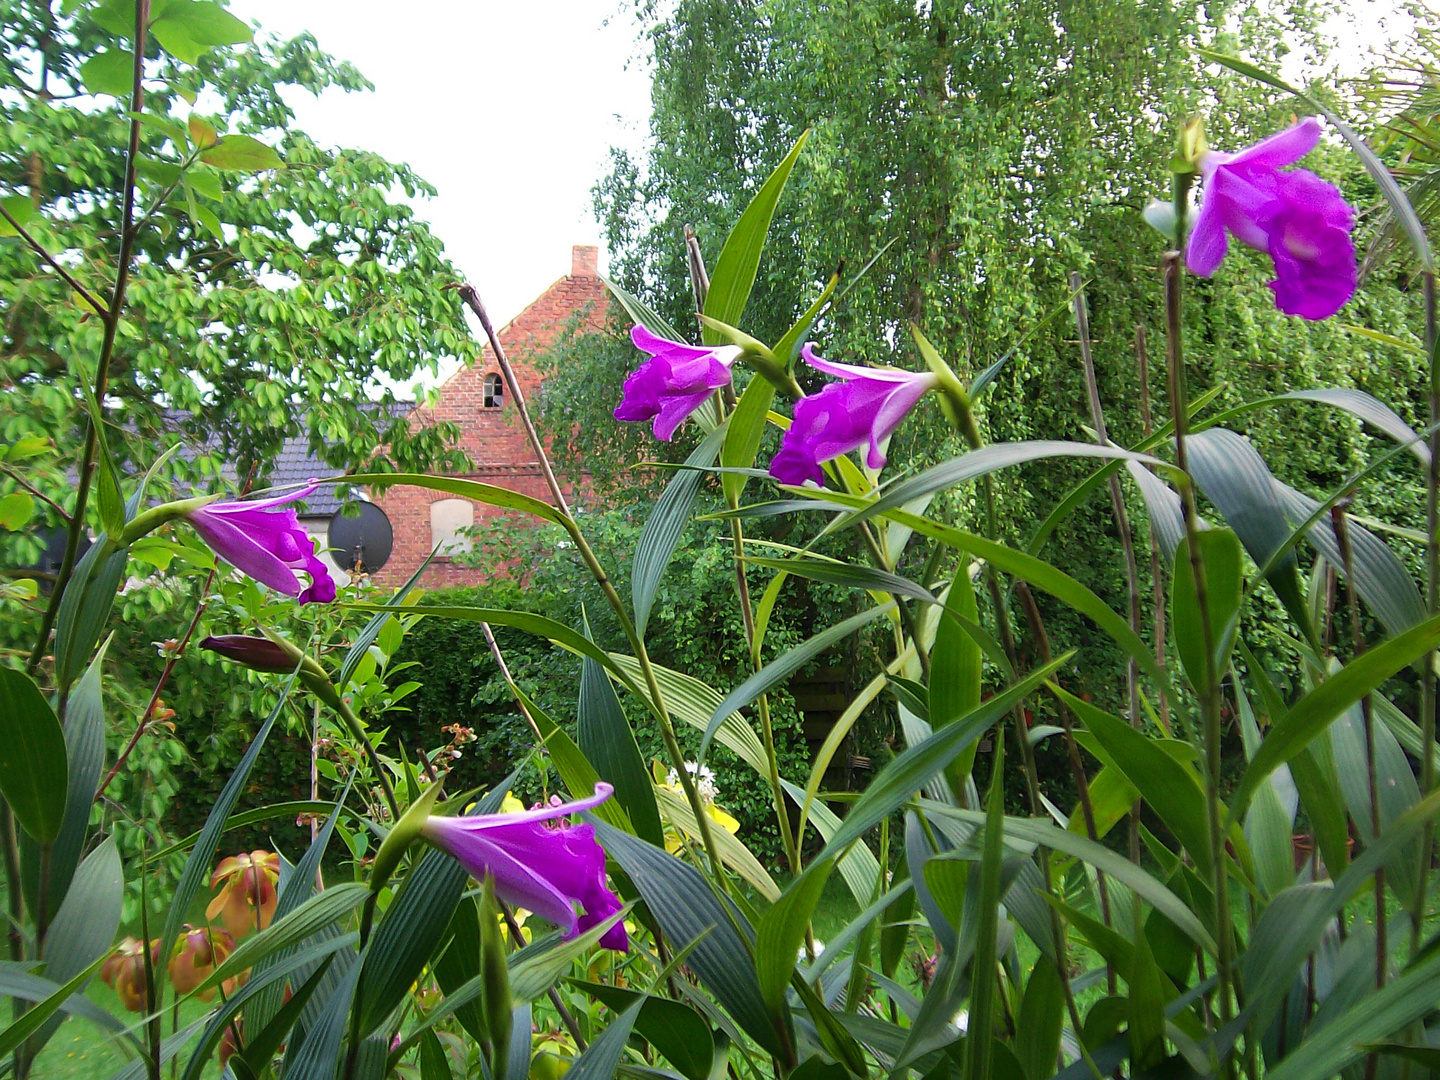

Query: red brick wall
[374,246,607,589]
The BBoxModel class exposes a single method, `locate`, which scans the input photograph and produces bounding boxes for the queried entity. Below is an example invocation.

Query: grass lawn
[30,980,218,1080]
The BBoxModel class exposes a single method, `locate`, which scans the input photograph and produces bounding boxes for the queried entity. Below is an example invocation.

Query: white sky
[227,0,654,390]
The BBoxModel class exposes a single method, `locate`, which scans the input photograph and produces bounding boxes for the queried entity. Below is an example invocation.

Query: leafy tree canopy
[0,0,471,557]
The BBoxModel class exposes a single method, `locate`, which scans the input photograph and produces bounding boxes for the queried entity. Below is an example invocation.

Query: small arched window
[430,498,474,557]
[483,373,504,409]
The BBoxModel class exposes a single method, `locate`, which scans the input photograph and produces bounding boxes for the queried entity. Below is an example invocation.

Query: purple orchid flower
[186,483,338,605]
[768,345,939,486]
[1187,116,1357,320]
[613,325,740,440]
[420,782,628,951]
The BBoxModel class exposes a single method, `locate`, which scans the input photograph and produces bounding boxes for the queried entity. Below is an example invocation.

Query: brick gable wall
[374,245,606,589]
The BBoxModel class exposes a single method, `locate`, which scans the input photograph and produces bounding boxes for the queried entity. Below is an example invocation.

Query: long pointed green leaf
[784,778,881,909]
[827,441,1169,536]
[609,655,768,777]
[569,981,715,1080]
[199,884,371,996]
[566,999,644,1080]
[812,656,1068,866]
[965,738,1007,1080]
[742,555,937,604]
[922,802,1217,954]
[1057,687,1211,874]
[0,668,68,845]
[600,274,686,343]
[158,668,297,999]
[756,863,832,1015]
[702,131,809,343]
[865,509,1181,713]
[355,605,647,704]
[1229,612,1440,825]
[323,474,565,526]
[723,377,775,505]
[593,822,781,1057]
[699,603,895,763]
[45,637,109,916]
[1262,947,1440,1080]
[579,634,664,847]
[652,783,777,900]
[0,954,106,1059]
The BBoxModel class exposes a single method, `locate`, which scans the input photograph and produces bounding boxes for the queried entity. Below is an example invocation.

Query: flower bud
[200,635,297,674]
[1176,116,1208,174]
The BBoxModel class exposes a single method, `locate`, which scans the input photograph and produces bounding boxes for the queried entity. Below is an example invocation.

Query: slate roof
[264,435,350,517]
[166,402,412,518]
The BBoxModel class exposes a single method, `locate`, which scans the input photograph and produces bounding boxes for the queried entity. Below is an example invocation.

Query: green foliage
[584,0,1429,722]
[396,507,829,863]
[0,0,471,568]
[10,0,1440,1077]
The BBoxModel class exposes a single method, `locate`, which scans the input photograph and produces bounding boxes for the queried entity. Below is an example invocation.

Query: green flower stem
[935,349,1098,1029]
[457,284,731,892]
[261,632,400,823]
[1163,246,1235,1078]
[119,497,214,546]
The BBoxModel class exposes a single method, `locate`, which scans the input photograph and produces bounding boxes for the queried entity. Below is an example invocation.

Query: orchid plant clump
[8,29,1440,1080]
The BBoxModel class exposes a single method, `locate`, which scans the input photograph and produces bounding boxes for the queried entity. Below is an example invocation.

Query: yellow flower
[706,803,740,834]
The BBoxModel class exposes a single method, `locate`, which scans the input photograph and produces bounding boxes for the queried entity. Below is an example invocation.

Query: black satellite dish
[327,502,393,573]
[31,526,91,577]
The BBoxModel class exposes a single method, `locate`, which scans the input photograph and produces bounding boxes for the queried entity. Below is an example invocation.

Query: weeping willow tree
[536,0,1427,702]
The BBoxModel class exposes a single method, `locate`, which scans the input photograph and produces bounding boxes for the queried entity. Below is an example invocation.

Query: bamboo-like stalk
[1415,271,1439,954]
[1332,502,1385,1080]
[1071,273,1142,729]
[1014,581,1115,975]
[1071,273,1146,870]
[1163,248,1235,1076]
[1136,325,1172,735]
[455,284,732,890]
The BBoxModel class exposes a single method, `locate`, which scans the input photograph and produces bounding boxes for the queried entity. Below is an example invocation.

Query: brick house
[370,245,606,589]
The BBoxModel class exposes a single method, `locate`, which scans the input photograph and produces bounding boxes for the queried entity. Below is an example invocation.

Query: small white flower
[669,762,720,803]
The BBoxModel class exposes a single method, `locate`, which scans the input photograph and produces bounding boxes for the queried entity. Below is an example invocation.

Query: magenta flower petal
[1185,117,1356,320]
[613,326,739,441]
[1223,115,1321,170]
[768,345,937,484]
[420,782,628,951]
[185,483,338,605]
